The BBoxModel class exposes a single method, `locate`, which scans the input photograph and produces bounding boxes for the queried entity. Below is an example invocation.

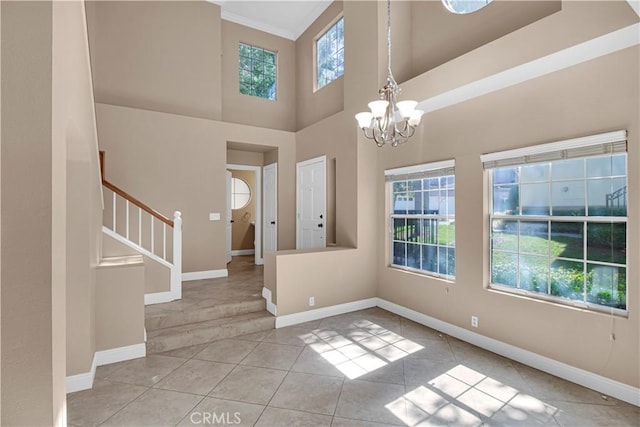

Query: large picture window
[387,161,455,279]
[239,43,277,100]
[316,17,344,90]
[483,131,628,313]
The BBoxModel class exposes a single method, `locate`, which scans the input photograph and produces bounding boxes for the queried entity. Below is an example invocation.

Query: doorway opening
[227,164,262,265]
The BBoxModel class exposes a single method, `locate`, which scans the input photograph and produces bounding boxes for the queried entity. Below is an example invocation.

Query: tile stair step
[145,299,266,331]
[146,310,274,354]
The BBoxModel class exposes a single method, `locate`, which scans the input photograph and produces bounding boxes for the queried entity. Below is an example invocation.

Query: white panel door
[296,156,326,249]
[263,163,278,253]
[226,170,232,263]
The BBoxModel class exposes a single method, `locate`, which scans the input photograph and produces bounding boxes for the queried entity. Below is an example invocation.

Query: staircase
[100,151,274,355]
[145,298,274,354]
[101,151,182,304]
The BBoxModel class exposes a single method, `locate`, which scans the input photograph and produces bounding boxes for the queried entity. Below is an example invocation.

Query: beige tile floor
[68,307,640,427]
[145,256,265,322]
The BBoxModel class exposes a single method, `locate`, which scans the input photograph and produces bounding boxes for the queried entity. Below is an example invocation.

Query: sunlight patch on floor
[301,319,424,379]
[386,364,558,426]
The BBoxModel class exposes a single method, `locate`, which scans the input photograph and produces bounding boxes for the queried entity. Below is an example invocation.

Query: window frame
[483,131,629,316]
[238,42,277,101]
[314,15,344,92]
[231,177,252,210]
[386,160,456,281]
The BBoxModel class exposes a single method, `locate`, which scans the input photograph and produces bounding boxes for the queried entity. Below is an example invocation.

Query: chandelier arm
[395,120,412,137]
[362,127,376,140]
[372,131,386,147]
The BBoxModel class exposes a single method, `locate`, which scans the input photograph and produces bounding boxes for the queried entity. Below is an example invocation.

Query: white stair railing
[102,180,182,303]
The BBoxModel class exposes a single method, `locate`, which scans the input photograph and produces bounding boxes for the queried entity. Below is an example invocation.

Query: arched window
[442,0,492,14]
[231,178,251,210]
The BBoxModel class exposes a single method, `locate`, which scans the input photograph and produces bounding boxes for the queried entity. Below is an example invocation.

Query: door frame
[296,155,326,249]
[226,170,233,263]
[227,164,263,265]
[263,162,278,253]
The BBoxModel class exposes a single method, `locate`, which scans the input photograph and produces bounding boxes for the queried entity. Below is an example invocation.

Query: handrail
[102,179,174,227]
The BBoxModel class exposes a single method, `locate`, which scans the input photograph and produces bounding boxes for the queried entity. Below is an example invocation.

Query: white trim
[232,249,255,256]
[212,0,332,40]
[102,227,172,269]
[480,130,627,163]
[144,291,174,305]
[417,23,640,115]
[65,343,146,394]
[95,343,146,366]
[385,159,456,177]
[221,10,296,40]
[66,355,97,394]
[227,164,263,266]
[263,162,278,254]
[275,298,377,328]
[626,0,640,17]
[376,298,640,407]
[182,269,228,281]
[262,287,277,316]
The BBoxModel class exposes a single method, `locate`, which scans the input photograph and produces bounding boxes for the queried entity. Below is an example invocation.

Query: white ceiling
[209,0,333,40]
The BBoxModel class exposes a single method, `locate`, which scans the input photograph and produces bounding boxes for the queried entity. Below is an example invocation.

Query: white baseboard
[182,269,228,281]
[376,298,640,407]
[262,287,277,316]
[66,343,145,394]
[275,297,377,328]
[95,343,146,366]
[144,290,174,305]
[232,249,255,256]
[66,355,97,394]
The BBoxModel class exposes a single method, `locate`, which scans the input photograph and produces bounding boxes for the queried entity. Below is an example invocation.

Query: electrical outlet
[471,316,479,328]
[309,297,315,307]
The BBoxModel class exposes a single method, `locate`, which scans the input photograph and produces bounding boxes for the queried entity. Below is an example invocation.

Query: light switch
[209,212,221,221]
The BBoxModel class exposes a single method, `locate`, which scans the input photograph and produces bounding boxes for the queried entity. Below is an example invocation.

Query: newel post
[172,211,183,300]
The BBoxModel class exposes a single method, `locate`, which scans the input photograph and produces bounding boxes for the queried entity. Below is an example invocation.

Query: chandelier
[355,0,424,147]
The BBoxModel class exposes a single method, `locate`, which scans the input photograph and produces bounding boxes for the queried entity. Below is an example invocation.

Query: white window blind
[385,159,455,182]
[481,130,627,169]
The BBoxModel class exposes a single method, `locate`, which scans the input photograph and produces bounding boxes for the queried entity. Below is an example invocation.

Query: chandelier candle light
[355,0,424,147]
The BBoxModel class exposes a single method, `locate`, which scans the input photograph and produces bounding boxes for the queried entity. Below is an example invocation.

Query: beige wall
[222,20,296,131]
[409,1,560,80]
[96,263,145,351]
[55,0,104,381]
[231,169,256,251]
[103,234,171,294]
[377,9,639,390]
[295,1,344,130]
[296,112,353,246]
[401,0,639,105]
[227,148,264,167]
[96,103,297,272]
[1,2,64,425]
[271,0,382,314]
[97,103,228,273]
[264,148,278,166]
[86,1,222,120]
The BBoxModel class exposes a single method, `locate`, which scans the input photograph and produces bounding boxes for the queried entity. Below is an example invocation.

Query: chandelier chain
[387,0,393,80]
[354,0,424,147]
